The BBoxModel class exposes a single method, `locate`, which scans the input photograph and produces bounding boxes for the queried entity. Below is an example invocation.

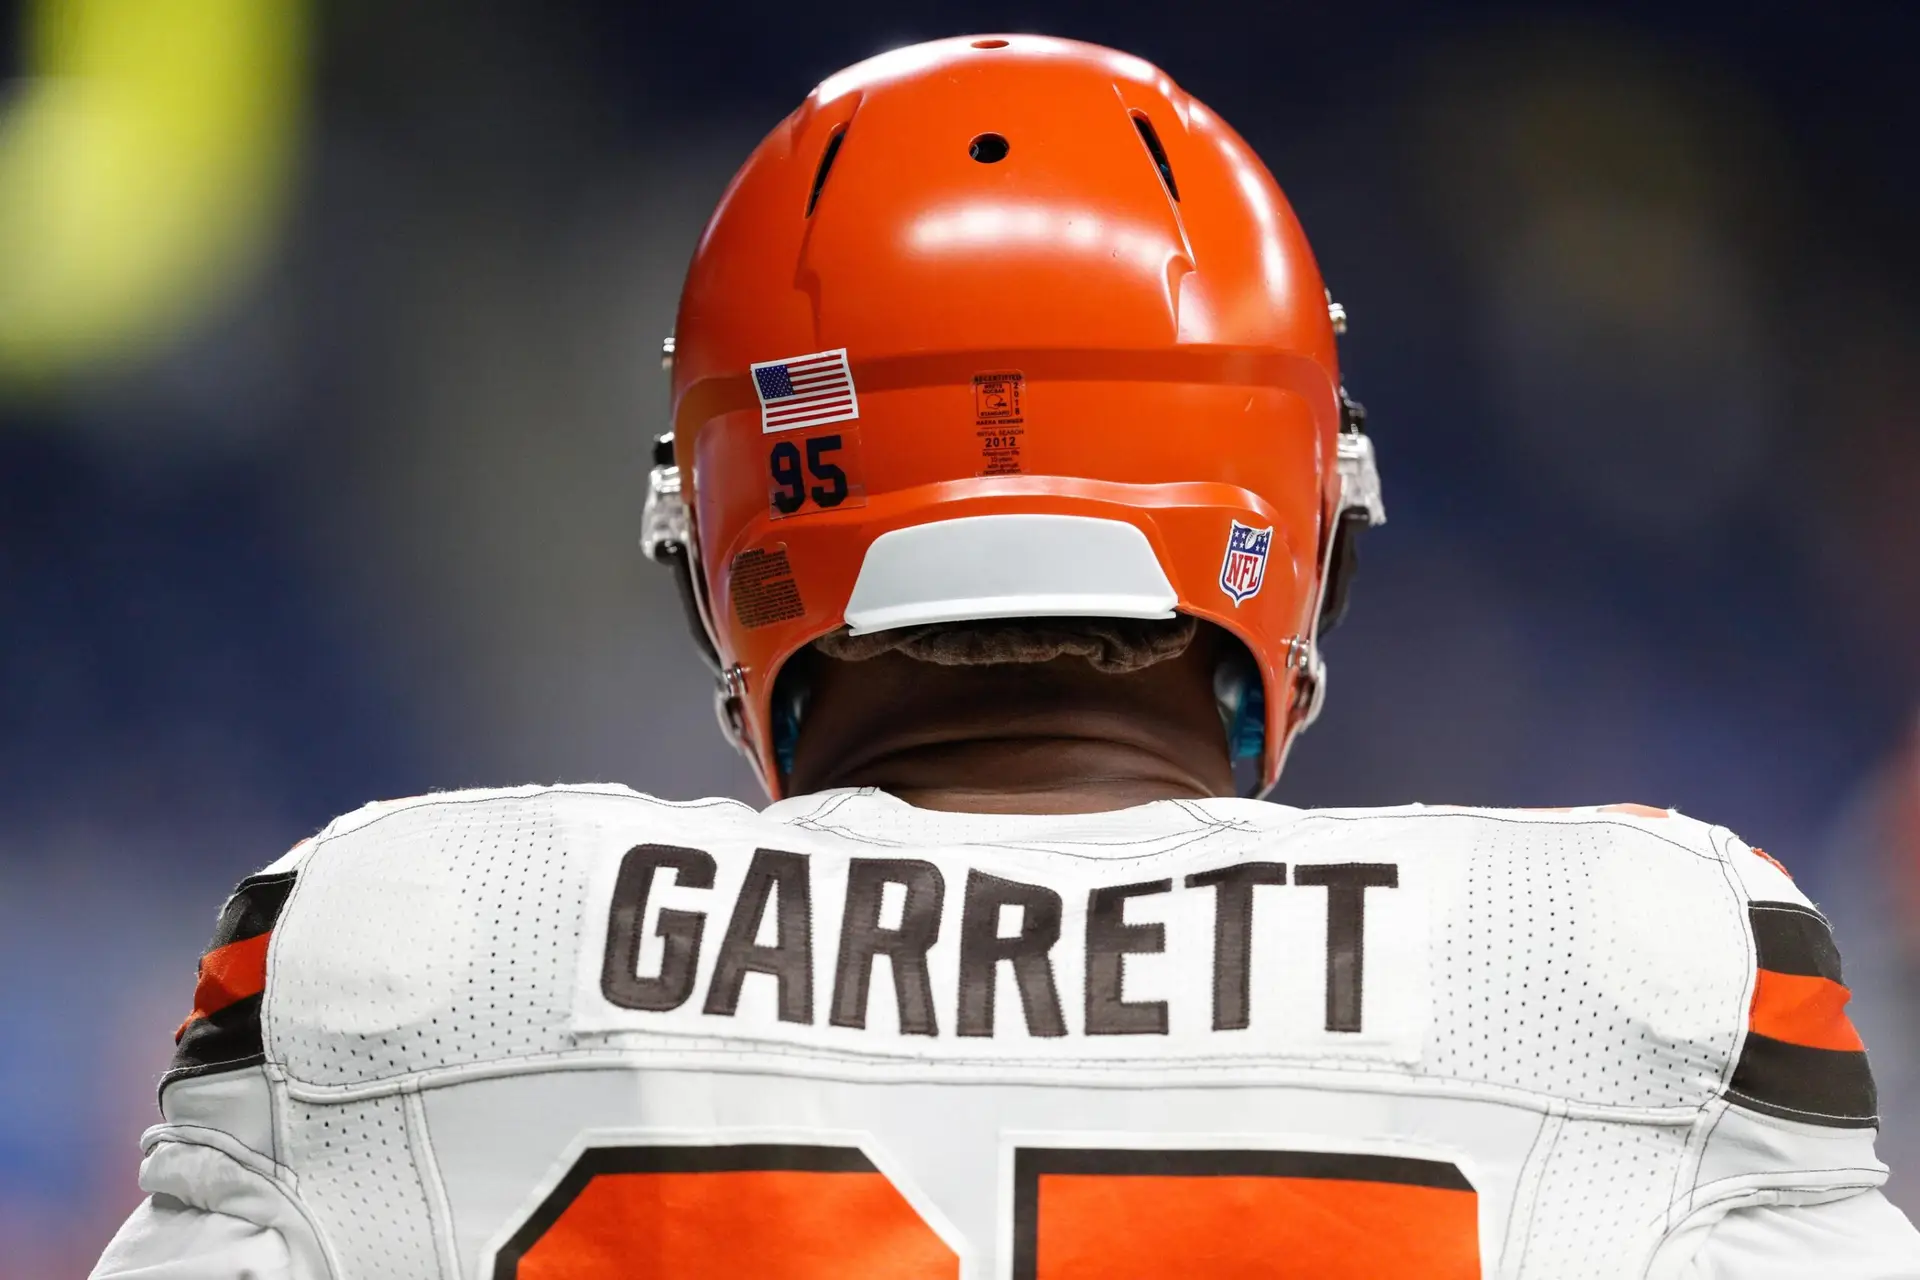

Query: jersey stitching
[1655,1180,1887,1273]
[1748,901,1833,928]
[795,795,1233,851]
[783,802,902,840]
[1721,1086,1879,1124]
[1294,809,1724,863]
[782,820,1233,862]
[789,817,908,847]
[403,1085,462,1280]
[1499,1107,1556,1275]
[937,826,1230,861]
[1709,823,1819,911]
[316,787,752,846]
[783,792,868,836]
[1510,1110,1566,1279]
[989,827,1228,854]
[1709,828,1756,1101]
[159,1053,268,1094]
[270,1009,1745,1112]
[267,1043,1727,1126]
[141,1125,347,1279]
[803,790,863,825]
[1683,1101,1734,1217]
[140,1122,278,1168]
[266,1059,287,1172]
[1687,838,1756,1215]
[1683,1166,1887,1200]
[1169,797,1233,831]
[255,863,313,1071]
[313,791,1720,859]
[793,818,1227,852]
[258,1058,289,1174]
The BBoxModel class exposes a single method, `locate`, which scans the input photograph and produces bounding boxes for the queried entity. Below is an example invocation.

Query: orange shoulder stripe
[1749,969,1865,1053]
[174,931,272,1042]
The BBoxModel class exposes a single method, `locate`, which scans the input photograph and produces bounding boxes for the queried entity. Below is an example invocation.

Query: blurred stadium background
[2,0,1916,1272]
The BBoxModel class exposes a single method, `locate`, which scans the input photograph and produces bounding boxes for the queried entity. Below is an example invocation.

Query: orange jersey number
[494,1143,1479,1279]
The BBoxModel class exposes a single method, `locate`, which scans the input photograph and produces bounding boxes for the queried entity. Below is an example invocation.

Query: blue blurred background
[3,0,1917,1272]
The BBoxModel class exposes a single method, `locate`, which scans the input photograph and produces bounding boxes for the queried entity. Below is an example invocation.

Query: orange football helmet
[642,34,1384,798]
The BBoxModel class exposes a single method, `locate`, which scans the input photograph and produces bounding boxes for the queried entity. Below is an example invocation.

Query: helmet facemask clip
[1283,382,1385,752]
[641,428,755,762]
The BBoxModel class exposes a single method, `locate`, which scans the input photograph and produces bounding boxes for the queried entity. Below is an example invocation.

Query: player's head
[643,35,1383,800]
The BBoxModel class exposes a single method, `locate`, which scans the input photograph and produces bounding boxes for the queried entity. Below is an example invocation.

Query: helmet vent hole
[971,38,1009,49]
[805,127,847,217]
[1131,111,1180,202]
[969,132,1010,163]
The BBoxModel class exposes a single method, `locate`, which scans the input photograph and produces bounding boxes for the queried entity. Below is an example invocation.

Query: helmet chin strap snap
[1285,636,1328,731]
[715,664,749,749]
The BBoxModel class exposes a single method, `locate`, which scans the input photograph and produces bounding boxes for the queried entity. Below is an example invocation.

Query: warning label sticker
[729,546,805,629]
[973,370,1026,476]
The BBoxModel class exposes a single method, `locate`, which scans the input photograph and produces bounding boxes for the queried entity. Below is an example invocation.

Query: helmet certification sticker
[1220,520,1272,605]
[973,370,1025,475]
[729,545,806,628]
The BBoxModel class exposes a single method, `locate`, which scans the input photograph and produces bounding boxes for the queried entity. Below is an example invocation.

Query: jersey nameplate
[572,840,1429,1069]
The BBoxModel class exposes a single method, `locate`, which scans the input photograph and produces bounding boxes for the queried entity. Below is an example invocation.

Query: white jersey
[94,785,1920,1279]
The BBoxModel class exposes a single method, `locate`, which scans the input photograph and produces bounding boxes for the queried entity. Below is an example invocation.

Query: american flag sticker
[750,348,860,434]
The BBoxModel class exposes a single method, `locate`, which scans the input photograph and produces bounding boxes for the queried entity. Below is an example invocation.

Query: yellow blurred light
[0,0,309,390]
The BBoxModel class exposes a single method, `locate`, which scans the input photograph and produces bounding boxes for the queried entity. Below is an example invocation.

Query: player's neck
[785,655,1235,813]
[804,731,1226,814]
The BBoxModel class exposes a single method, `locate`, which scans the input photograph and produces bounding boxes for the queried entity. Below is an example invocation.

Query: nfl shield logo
[1219,520,1272,605]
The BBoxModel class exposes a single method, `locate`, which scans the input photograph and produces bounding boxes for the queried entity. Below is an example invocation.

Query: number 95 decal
[769,431,867,519]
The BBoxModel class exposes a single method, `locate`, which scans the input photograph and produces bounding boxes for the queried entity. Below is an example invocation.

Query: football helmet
[642,34,1383,797]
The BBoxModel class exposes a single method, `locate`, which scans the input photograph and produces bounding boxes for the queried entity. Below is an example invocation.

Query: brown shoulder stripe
[1750,902,1843,981]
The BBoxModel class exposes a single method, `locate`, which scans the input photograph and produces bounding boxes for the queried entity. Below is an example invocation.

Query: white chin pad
[842,514,1179,636]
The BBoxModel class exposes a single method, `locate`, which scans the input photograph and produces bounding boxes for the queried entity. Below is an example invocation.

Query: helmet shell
[672,34,1343,796]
